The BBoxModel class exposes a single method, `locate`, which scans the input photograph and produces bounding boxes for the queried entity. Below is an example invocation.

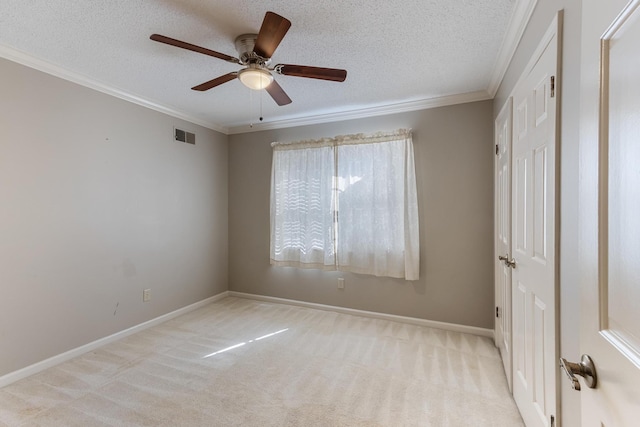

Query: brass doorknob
[498,254,516,268]
[559,354,597,390]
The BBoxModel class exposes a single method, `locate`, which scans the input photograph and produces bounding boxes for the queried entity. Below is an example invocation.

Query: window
[270,129,419,280]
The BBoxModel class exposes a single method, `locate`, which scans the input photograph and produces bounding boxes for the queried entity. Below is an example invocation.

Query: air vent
[174,127,195,145]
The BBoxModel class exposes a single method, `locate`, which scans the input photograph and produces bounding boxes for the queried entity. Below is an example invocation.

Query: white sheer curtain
[335,131,419,279]
[270,141,336,269]
[270,129,419,280]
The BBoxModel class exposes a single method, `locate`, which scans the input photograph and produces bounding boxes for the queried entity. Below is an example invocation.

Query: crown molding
[2,41,500,136]
[227,90,492,134]
[486,0,539,96]
[0,43,229,134]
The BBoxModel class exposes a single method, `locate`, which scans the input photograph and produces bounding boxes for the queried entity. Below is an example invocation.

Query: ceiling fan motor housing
[235,34,268,65]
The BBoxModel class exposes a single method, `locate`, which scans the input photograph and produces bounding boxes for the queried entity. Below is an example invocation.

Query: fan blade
[191,72,238,91]
[253,12,291,58]
[150,34,239,64]
[275,64,347,82]
[265,80,292,106]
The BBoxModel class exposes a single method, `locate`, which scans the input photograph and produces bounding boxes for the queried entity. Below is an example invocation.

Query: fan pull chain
[248,88,265,128]
[259,88,264,122]
[249,87,254,128]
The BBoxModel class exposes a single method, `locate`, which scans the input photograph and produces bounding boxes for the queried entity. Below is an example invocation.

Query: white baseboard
[1,290,493,388]
[0,291,229,388]
[228,291,493,338]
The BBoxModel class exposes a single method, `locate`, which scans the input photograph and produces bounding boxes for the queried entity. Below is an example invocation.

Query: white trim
[227,90,492,134]
[487,0,539,96]
[0,44,229,135]
[228,291,494,338]
[602,0,640,39]
[0,291,229,388]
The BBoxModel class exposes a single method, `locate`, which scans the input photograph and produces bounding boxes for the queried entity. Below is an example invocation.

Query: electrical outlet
[337,278,345,290]
[143,289,151,302]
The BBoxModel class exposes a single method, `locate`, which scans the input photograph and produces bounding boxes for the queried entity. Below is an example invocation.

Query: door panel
[533,294,547,418]
[579,0,640,424]
[533,146,547,262]
[606,0,640,360]
[515,155,529,254]
[511,15,559,427]
[514,281,527,385]
[534,78,549,126]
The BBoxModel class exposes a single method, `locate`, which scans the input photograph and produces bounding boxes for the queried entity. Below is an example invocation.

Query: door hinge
[551,76,555,98]
[495,144,499,155]
[496,306,500,318]
[550,415,555,427]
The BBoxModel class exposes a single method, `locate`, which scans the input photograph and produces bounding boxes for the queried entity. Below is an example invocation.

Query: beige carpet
[0,297,524,426]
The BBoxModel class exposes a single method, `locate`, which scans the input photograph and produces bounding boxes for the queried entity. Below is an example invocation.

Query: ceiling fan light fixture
[151,11,346,106]
[238,67,274,90]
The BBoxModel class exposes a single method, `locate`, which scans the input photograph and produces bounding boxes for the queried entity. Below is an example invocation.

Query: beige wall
[229,100,495,329]
[494,1,582,426]
[0,58,229,377]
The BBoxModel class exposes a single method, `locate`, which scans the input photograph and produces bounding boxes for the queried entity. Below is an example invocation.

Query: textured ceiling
[0,0,526,133]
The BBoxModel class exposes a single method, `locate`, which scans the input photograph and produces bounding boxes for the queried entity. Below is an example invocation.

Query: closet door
[511,14,560,427]
[494,97,513,391]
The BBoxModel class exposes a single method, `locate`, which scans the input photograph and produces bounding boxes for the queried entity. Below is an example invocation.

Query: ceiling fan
[150,11,347,106]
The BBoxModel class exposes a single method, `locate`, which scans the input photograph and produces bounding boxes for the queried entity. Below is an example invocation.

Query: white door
[495,98,513,391]
[511,15,559,427]
[577,0,640,425]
